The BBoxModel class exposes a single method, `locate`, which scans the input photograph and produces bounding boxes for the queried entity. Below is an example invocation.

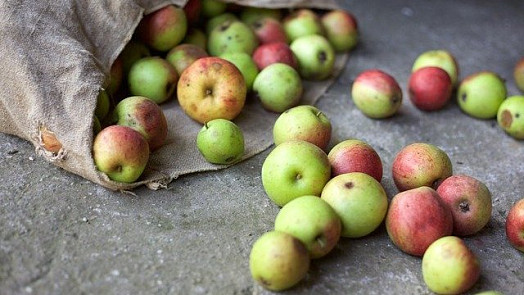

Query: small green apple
[275,195,341,259]
[497,95,524,139]
[240,6,282,26]
[253,63,302,112]
[166,43,208,76]
[182,28,207,50]
[208,20,259,56]
[219,52,259,91]
[128,57,178,104]
[261,140,331,207]
[95,89,110,120]
[283,9,324,42]
[321,172,388,238]
[290,34,335,81]
[201,0,227,18]
[457,71,507,119]
[249,231,310,291]
[205,12,238,34]
[422,236,481,294]
[119,40,151,76]
[321,9,359,52]
[272,105,331,150]
[196,119,244,164]
[137,5,187,52]
[93,115,102,135]
[412,49,460,86]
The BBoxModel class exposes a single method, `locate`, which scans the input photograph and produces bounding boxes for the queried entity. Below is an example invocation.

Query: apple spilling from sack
[91,0,359,183]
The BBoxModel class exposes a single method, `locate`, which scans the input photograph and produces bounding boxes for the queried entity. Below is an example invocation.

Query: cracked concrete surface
[1,0,523,294]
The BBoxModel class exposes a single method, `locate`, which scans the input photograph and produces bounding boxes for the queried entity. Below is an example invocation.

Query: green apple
[351,69,403,119]
[166,43,208,76]
[93,116,102,135]
[283,9,324,42]
[105,57,123,96]
[253,63,302,112]
[272,105,331,150]
[412,49,460,86]
[205,12,238,34]
[201,0,227,18]
[95,89,110,120]
[321,9,359,52]
[321,172,388,238]
[137,5,187,52]
[207,20,259,56]
[219,52,259,91]
[112,96,168,151]
[457,71,507,119]
[261,140,331,207]
[514,57,524,92]
[497,95,524,139]
[119,40,151,76]
[274,195,341,259]
[240,6,282,26]
[249,231,310,291]
[182,28,207,50]
[92,125,149,183]
[196,119,244,164]
[128,57,178,104]
[422,236,480,294]
[290,34,335,81]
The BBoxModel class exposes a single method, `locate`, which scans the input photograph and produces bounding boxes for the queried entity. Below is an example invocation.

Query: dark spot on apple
[516,113,520,118]
[225,156,235,163]
[205,88,212,96]
[295,173,302,181]
[392,94,401,105]
[115,165,122,173]
[500,110,512,128]
[459,200,470,213]
[219,22,231,31]
[318,51,327,63]
[257,276,271,287]
[461,92,467,102]
[345,182,354,189]
[186,83,190,87]
[227,36,232,40]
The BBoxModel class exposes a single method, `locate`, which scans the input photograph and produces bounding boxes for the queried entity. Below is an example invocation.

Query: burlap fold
[0,0,345,190]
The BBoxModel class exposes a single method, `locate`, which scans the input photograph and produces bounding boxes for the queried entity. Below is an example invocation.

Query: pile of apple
[91,0,360,183]
[249,104,524,293]
[350,49,524,140]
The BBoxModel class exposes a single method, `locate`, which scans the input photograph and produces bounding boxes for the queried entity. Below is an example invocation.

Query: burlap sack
[0,0,346,190]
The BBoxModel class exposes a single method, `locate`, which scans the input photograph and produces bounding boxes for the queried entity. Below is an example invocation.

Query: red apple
[177,57,246,124]
[408,66,453,111]
[385,186,453,256]
[514,57,524,92]
[252,42,298,71]
[436,175,492,236]
[392,142,453,191]
[251,17,288,45]
[506,198,524,252]
[166,43,208,76]
[137,5,188,52]
[183,0,201,24]
[328,139,383,182]
[320,9,359,52]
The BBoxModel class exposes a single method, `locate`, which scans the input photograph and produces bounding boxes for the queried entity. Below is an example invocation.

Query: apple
[272,105,331,150]
[252,42,298,70]
[95,89,111,121]
[412,49,460,86]
[166,43,208,76]
[249,231,310,291]
[457,71,507,119]
[207,20,259,56]
[105,57,123,96]
[137,5,187,52]
[497,95,524,140]
[392,142,452,191]
[93,116,102,135]
[252,63,302,112]
[261,140,331,207]
[283,9,324,42]
[514,57,524,92]
[328,139,383,182]
[320,9,359,52]
[408,66,453,111]
[182,28,207,50]
[321,172,388,238]
[127,56,178,104]
[205,12,238,34]
[177,57,246,124]
[290,34,335,81]
[92,125,149,183]
[196,118,244,164]
[183,0,201,24]
[240,7,282,26]
[351,69,403,119]
[274,195,341,259]
[506,198,524,252]
[112,96,168,151]
[436,175,492,236]
[385,186,453,256]
[201,0,227,18]
[119,40,151,76]
[251,18,288,45]
[422,236,480,294]
[219,52,259,91]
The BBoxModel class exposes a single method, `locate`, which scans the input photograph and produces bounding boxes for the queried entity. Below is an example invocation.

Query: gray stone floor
[1,0,524,294]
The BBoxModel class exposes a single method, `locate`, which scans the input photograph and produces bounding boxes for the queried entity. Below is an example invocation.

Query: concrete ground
[1,0,524,294]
